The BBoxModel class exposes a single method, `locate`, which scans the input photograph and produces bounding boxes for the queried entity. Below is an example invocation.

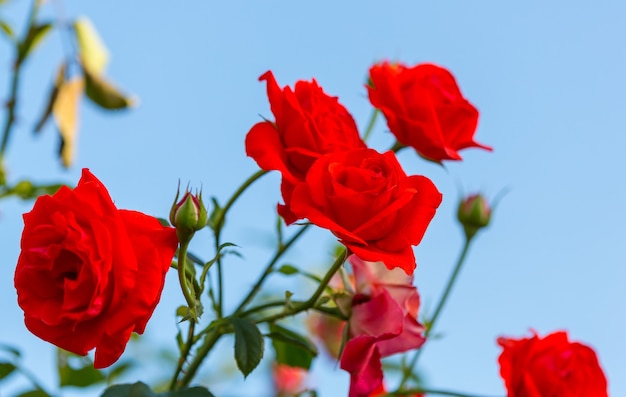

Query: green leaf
[18,22,53,62]
[101,382,155,397]
[16,390,51,397]
[0,20,14,40]
[277,264,299,275]
[106,361,134,384]
[207,197,223,230]
[83,64,136,110]
[100,382,214,397]
[0,362,16,381]
[268,324,317,370]
[162,388,215,397]
[230,317,264,378]
[58,349,105,388]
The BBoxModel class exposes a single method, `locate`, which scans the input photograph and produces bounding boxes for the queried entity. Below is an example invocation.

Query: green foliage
[17,22,52,63]
[57,349,105,388]
[16,390,51,397]
[101,382,214,397]
[268,323,317,370]
[0,362,16,380]
[230,317,264,378]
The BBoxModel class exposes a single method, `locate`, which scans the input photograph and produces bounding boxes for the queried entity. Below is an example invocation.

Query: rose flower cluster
[245,63,490,396]
[12,61,608,397]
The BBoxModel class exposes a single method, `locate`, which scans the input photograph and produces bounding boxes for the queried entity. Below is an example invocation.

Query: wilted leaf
[74,17,109,75]
[34,63,66,133]
[268,324,317,370]
[230,317,264,378]
[18,22,52,62]
[83,65,136,110]
[52,77,84,167]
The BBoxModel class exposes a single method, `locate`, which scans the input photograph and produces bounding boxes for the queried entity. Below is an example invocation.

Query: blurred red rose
[339,256,425,397]
[367,61,491,162]
[498,331,608,397]
[290,148,441,274]
[272,363,308,397]
[14,169,178,368]
[245,70,366,223]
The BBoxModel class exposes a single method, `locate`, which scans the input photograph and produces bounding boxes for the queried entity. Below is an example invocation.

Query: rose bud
[170,187,208,243]
[457,193,491,239]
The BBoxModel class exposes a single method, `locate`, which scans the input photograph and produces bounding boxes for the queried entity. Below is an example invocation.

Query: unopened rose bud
[457,193,491,239]
[170,187,208,243]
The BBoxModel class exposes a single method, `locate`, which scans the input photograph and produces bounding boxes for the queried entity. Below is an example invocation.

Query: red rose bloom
[497,331,608,397]
[367,61,492,162]
[14,169,178,368]
[340,256,425,397]
[290,148,442,274]
[245,70,366,223]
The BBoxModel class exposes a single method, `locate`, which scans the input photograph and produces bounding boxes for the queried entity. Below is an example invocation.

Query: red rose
[367,61,492,162]
[340,256,425,397]
[290,148,442,274]
[497,331,608,397]
[245,70,366,223]
[14,169,178,368]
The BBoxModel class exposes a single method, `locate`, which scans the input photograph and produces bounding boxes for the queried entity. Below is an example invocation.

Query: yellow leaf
[74,17,109,75]
[52,77,84,168]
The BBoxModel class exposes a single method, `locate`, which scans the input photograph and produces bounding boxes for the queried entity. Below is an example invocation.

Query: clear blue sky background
[0,1,624,396]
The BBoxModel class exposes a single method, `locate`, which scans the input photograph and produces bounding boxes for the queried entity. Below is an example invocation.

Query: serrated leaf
[0,362,16,381]
[18,22,52,62]
[83,65,136,110]
[230,317,264,378]
[34,63,65,133]
[74,17,109,75]
[52,77,84,168]
[268,324,317,370]
[58,349,105,388]
[277,264,299,275]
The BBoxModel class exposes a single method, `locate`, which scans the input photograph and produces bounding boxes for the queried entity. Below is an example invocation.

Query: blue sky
[0,1,624,396]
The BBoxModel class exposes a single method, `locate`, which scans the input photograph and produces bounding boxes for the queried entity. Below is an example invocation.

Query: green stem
[175,327,223,390]
[362,108,379,142]
[397,237,474,389]
[255,249,347,324]
[177,242,197,311]
[386,388,500,397]
[234,224,311,314]
[168,320,196,391]
[213,169,268,318]
[0,0,39,163]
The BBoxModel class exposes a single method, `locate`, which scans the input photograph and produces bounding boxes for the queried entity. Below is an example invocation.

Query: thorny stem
[168,320,196,391]
[176,242,197,312]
